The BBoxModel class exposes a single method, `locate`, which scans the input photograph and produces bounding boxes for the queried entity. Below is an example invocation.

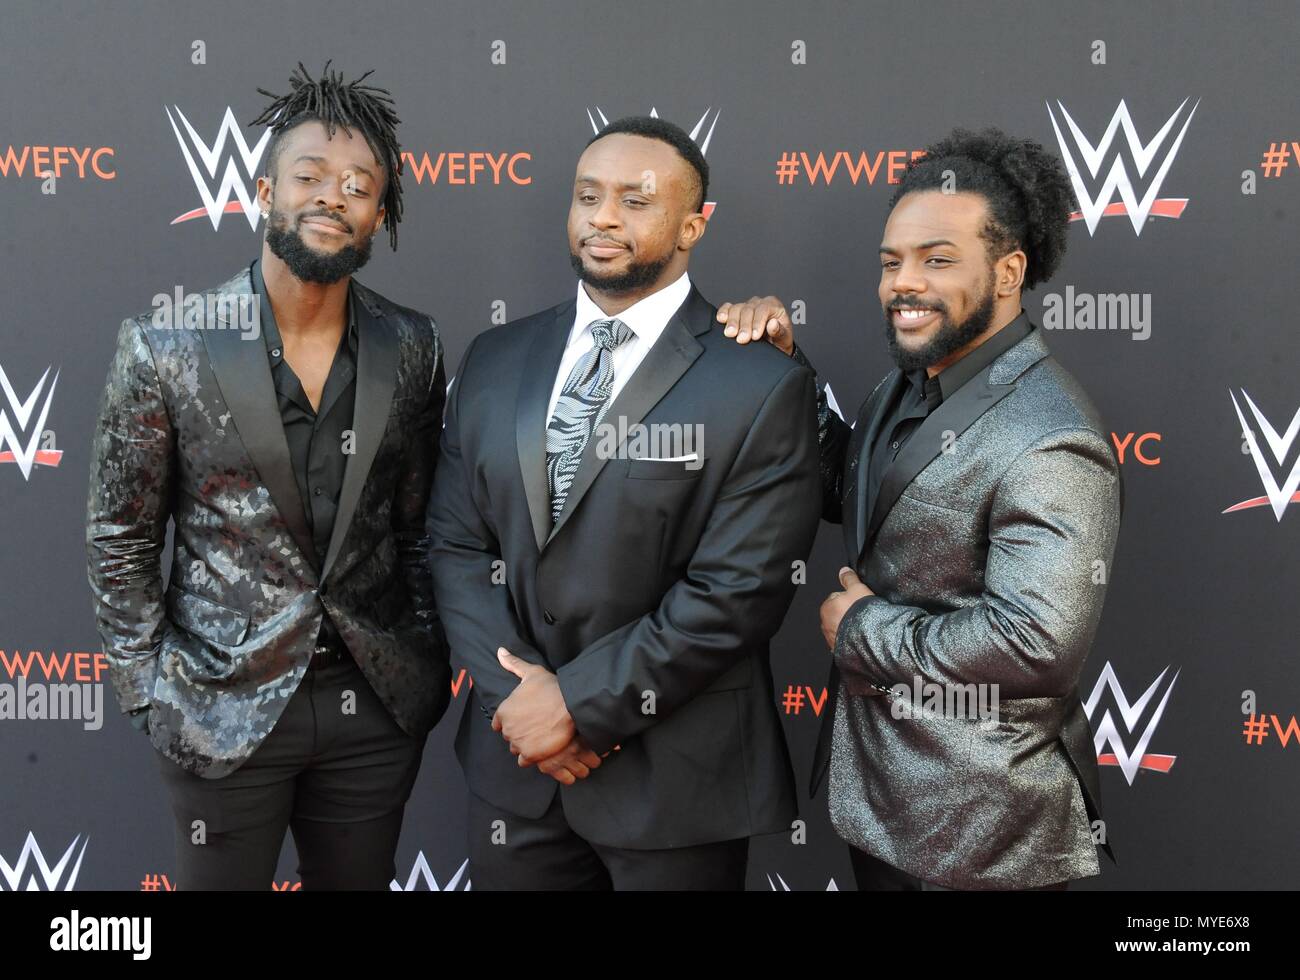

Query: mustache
[886,299,946,313]
[298,210,353,233]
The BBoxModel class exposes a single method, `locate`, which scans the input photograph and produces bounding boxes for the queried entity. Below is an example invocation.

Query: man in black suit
[86,64,450,889]
[429,116,822,889]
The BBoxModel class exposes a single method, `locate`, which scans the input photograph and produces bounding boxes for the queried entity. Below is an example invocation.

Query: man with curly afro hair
[718,127,1123,891]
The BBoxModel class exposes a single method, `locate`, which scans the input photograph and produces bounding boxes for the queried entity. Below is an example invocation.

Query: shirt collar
[251,258,359,364]
[905,367,927,396]
[571,270,692,349]
[933,309,1032,400]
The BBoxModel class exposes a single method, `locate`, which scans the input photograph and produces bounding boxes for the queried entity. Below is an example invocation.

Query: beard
[265,208,374,285]
[883,273,997,372]
[568,244,673,295]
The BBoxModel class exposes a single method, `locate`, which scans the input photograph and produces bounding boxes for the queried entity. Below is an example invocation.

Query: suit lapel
[543,286,707,549]
[859,328,1052,555]
[201,268,319,570]
[849,371,905,559]
[321,284,397,581]
[861,365,1013,554]
[841,426,867,562]
[517,301,575,552]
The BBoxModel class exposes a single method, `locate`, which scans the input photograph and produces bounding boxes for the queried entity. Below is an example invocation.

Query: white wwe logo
[767,873,840,891]
[1047,98,1198,236]
[586,105,720,220]
[166,105,271,230]
[389,853,471,891]
[586,105,720,156]
[0,362,60,480]
[0,832,88,891]
[1084,663,1179,786]
[1229,388,1300,521]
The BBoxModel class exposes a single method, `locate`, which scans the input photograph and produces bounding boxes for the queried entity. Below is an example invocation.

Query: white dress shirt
[545,271,692,423]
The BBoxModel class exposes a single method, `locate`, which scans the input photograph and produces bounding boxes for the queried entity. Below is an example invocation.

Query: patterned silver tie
[545,317,634,523]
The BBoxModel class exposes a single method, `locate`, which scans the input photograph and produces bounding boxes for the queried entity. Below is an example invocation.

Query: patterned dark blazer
[86,265,451,777]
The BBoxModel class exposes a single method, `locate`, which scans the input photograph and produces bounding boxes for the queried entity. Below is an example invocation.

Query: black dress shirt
[862,312,1033,509]
[251,258,358,650]
[865,368,942,513]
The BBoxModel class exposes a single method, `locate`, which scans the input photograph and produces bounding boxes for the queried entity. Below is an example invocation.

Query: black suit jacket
[430,283,823,849]
[86,266,452,777]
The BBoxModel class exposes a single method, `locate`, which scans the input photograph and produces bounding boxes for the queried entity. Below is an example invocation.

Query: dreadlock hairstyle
[887,127,1074,291]
[249,61,405,250]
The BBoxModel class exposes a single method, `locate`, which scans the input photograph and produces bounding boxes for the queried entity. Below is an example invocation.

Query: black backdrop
[2,0,1297,890]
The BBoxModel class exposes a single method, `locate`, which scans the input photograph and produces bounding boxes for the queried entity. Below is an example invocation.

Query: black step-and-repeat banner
[2,0,1296,891]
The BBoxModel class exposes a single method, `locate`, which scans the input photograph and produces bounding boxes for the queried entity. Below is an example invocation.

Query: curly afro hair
[887,127,1074,291]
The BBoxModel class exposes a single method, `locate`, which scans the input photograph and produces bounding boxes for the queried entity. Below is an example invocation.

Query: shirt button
[313,488,322,496]
[543,610,556,625]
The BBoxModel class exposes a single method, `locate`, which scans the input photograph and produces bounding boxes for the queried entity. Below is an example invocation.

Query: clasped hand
[491,647,618,785]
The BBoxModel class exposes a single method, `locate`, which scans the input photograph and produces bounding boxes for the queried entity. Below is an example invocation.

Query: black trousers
[155,656,426,890]
[850,847,1069,891]
[467,787,750,890]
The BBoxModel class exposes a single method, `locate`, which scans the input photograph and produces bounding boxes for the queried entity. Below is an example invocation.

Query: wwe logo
[390,853,471,891]
[585,105,720,219]
[767,873,840,891]
[0,832,89,890]
[1083,663,1178,786]
[1225,388,1300,521]
[1047,98,1198,236]
[166,105,271,230]
[0,361,61,480]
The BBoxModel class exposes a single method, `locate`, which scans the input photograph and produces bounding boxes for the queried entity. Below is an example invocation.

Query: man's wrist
[554,667,618,755]
[549,684,576,741]
[832,594,885,672]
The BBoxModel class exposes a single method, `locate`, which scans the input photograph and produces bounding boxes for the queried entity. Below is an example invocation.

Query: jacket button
[543,610,556,625]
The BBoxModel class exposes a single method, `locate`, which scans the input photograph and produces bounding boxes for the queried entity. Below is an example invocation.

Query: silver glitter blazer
[801,323,1122,888]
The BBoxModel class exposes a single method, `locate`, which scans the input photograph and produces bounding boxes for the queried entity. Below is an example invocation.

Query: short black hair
[586,115,709,213]
[888,127,1074,291]
[250,61,405,250]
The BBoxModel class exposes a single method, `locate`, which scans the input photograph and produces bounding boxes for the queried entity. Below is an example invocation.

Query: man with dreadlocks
[86,63,451,889]
[717,127,1122,890]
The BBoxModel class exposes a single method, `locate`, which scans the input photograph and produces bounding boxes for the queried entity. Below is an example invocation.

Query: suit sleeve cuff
[832,594,895,692]
[110,655,159,714]
[555,666,618,756]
